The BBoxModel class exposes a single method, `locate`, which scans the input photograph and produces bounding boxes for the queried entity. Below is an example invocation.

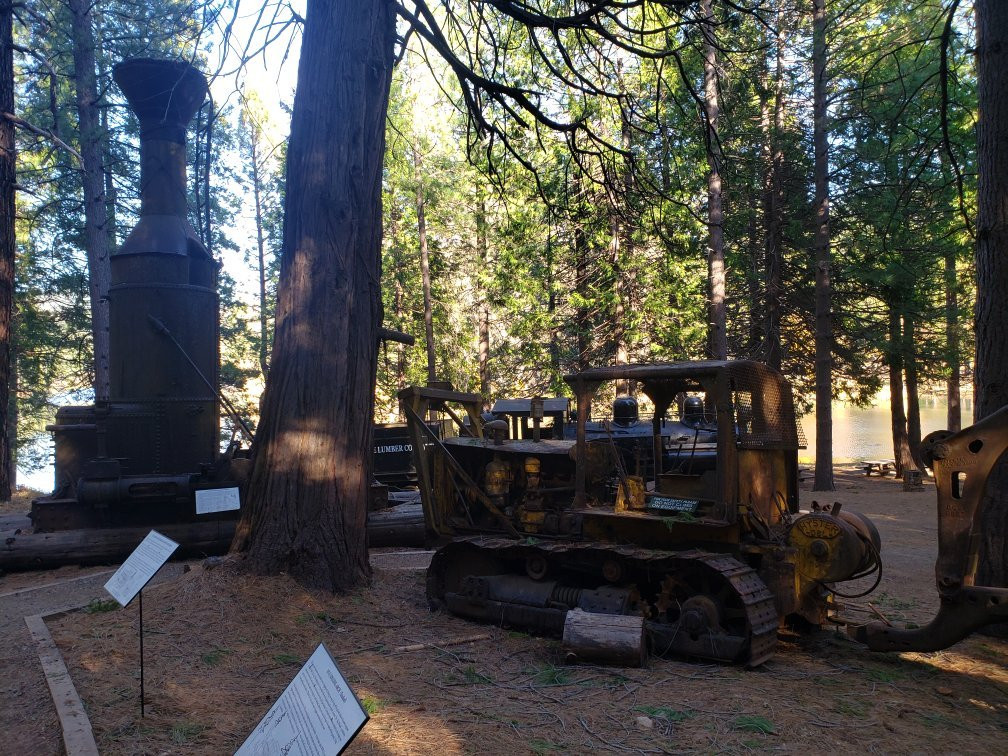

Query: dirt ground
[4,468,1008,754]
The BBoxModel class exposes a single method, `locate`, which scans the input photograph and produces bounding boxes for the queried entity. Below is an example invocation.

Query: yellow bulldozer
[399,360,1008,666]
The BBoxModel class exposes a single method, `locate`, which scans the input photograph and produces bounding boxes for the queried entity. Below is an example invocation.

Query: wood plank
[25,613,99,756]
[0,569,116,599]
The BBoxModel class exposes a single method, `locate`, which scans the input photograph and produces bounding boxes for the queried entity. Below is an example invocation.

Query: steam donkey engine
[31,58,245,532]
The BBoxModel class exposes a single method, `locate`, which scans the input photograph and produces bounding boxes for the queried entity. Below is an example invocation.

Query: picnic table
[862,460,895,476]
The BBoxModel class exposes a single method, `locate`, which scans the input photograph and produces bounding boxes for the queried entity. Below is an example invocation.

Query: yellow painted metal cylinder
[788,511,875,583]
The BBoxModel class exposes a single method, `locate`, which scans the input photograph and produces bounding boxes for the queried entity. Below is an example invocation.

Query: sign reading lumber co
[236,643,368,756]
[195,486,241,514]
[103,530,179,607]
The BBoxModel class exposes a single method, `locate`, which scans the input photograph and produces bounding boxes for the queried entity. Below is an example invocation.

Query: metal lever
[147,315,255,443]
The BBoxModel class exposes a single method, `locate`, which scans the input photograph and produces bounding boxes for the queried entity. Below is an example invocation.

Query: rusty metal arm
[850,404,1008,651]
[401,401,519,538]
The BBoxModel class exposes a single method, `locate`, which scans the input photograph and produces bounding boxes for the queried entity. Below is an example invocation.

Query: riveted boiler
[30,58,245,532]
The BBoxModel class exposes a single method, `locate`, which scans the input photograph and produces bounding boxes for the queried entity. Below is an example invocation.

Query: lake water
[798,390,973,464]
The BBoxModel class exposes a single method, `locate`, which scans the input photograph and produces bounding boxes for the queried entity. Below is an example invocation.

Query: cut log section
[562,608,646,667]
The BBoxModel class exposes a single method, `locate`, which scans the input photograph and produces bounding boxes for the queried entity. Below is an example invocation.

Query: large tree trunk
[701,0,726,361]
[762,18,786,372]
[610,215,629,394]
[887,306,914,477]
[811,0,834,491]
[393,273,407,397]
[386,202,408,405]
[69,0,111,400]
[944,248,961,432]
[413,147,436,384]
[95,35,116,250]
[903,311,923,467]
[0,0,14,499]
[6,340,14,489]
[749,62,772,359]
[745,163,763,356]
[546,223,560,381]
[248,126,270,379]
[572,176,591,372]
[231,0,396,592]
[974,1,1008,593]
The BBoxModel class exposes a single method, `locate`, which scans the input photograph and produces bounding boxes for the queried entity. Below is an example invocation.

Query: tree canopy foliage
[1,0,983,587]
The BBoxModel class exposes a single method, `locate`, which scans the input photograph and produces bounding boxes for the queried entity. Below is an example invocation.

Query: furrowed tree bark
[811,0,834,491]
[701,0,726,361]
[231,0,396,592]
[69,0,111,400]
[0,0,15,499]
[974,0,1008,597]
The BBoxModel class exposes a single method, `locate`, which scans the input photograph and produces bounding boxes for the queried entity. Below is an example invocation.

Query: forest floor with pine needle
[5,468,1008,754]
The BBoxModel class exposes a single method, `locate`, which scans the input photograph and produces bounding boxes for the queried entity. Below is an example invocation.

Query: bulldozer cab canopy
[564,361,801,517]
[563,360,801,451]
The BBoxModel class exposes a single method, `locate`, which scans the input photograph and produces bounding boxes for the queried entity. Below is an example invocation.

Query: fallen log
[0,520,237,572]
[0,503,426,572]
[366,503,426,547]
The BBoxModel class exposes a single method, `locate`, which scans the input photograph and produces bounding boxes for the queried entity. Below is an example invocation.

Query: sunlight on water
[799,390,973,464]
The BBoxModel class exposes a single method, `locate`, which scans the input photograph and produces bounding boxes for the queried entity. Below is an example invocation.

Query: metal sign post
[103,530,179,719]
[139,589,145,717]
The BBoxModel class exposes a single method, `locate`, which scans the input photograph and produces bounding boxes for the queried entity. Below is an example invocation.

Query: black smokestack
[107,58,219,474]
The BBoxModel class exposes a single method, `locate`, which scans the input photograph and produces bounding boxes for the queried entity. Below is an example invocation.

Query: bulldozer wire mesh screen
[731,367,805,449]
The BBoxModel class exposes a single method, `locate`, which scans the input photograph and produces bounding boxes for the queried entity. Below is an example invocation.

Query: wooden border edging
[25,612,99,756]
[0,569,116,600]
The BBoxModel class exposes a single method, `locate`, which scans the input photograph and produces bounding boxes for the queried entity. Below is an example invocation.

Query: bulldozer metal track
[427,536,779,666]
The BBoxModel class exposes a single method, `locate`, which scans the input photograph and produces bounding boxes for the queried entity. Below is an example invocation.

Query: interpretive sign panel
[195,486,241,514]
[236,643,369,756]
[103,530,179,607]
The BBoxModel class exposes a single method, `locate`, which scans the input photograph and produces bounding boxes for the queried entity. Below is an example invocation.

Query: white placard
[236,643,368,756]
[103,530,179,607]
[195,486,241,514]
